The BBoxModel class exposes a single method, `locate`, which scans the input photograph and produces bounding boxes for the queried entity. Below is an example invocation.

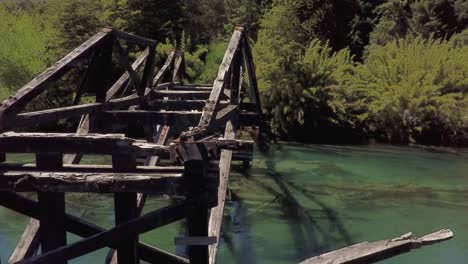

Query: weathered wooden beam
[153,50,176,87]
[114,30,157,47]
[0,192,189,264]
[0,163,184,173]
[12,94,140,127]
[181,28,243,140]
[0,28,113,124]
[241,33,262,114]
[8,219,40,264]
[172,52,184,83]
[299,229,454,264]
[0,132,170,156]
[0,170,183,193]
[102,110,259,127]
[115,41,141,96]
[113,154,139,264]
[208,121,235,264]
[103,110,202,126]
[16,202,194,264]
[138,45,156,97]
[145,99,210,111]
[35,153,67,264]
[230,50,243,105]
[185,156,210,264]
[153,90,212,100]
[106,48,149,101]
[172,86,213,91]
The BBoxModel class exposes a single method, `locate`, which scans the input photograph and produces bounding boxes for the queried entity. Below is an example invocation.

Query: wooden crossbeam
[0,170,183,193]
[0,192,189,264]
[0,163,183,172]
[0,28,113,124]
[9,219,40,263]
[114,30,157,47]
[102,110,260,127]
[153,90,213,99]
[106,48,149,101]
[299,229,454,264]
[15,202,196,264]
[153,50,176,87]
[180,27,243,140]
[12,94,140,127]
[208,121,235,264]
[0,132,170,156]
[241,34,262,114]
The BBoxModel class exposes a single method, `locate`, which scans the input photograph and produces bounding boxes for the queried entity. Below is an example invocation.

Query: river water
[1,144,467,263]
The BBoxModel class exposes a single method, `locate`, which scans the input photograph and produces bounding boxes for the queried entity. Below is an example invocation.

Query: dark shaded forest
[1,0,467,146]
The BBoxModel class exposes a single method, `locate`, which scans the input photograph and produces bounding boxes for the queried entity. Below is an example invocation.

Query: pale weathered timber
[0,132,170,156]
[188,28,243,137]
[0,28,113,122]
[241,33,262,114]
[299,229,454,264]
[0,170,183,193]
[153,90,212,99]
[0,192,189,264]
[106,48,149,101]
[13,94,140,127]
[152,50,176,87]
[8,219,40,264]
[208,121,235,264]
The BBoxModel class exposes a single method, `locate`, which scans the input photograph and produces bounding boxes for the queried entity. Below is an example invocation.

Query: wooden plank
[241,33,262,113]
[180,28,243,140]
[8,219,40,264]
[172,86,213,91]
[208,121,235,264]
[230,50,243,105]
[112,154,139,264]
[0,28,113,122]
[0,170,184,193]
[145,99,229,111]
[185,158,210,264]
[299,229,454,264]
[153,90,212,100]
[172,52,184,83]
[106,48,149,101]
[115,30,157,47]
[0,163,184,173]
[35,153,67,263]
[15,202,193,264]
[0,132,170,156]
[115,41,141,96]
[12,94,140,127]
[0,191,189,264]
[138,45,156,97]
[153,51,175,87]
[103,110,202,126]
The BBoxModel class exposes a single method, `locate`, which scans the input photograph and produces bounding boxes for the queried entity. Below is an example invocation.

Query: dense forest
[0,0,467,146]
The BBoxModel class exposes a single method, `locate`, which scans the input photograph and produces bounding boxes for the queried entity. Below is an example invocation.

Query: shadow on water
[222,191,257,264]
[234,148,355,261]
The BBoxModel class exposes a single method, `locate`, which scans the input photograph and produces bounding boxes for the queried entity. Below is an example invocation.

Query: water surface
[1,144,467,263]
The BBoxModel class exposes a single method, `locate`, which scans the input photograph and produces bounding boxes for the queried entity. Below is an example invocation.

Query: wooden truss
[0,26,260,264]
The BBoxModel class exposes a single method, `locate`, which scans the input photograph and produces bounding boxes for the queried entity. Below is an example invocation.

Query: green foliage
[196,39,228,83]
[343,36,468,143]
[371,0,468,45]
[0,2,55,101]
[156,37,208,84]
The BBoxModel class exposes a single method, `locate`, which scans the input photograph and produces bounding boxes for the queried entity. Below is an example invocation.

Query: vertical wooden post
[36,153,67,264]
[95,36,114,103]
[138,44,156,97]
[184,147,209,264]
[112,154,139,264]
[0,152,5,163]
[230,50,242,105]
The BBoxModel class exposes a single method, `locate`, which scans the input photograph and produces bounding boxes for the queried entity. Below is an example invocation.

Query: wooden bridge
[0,26,455,264]
[0,26,260,264]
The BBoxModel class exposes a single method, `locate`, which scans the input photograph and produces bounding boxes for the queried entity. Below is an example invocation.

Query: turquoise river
[1,144,468,263]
